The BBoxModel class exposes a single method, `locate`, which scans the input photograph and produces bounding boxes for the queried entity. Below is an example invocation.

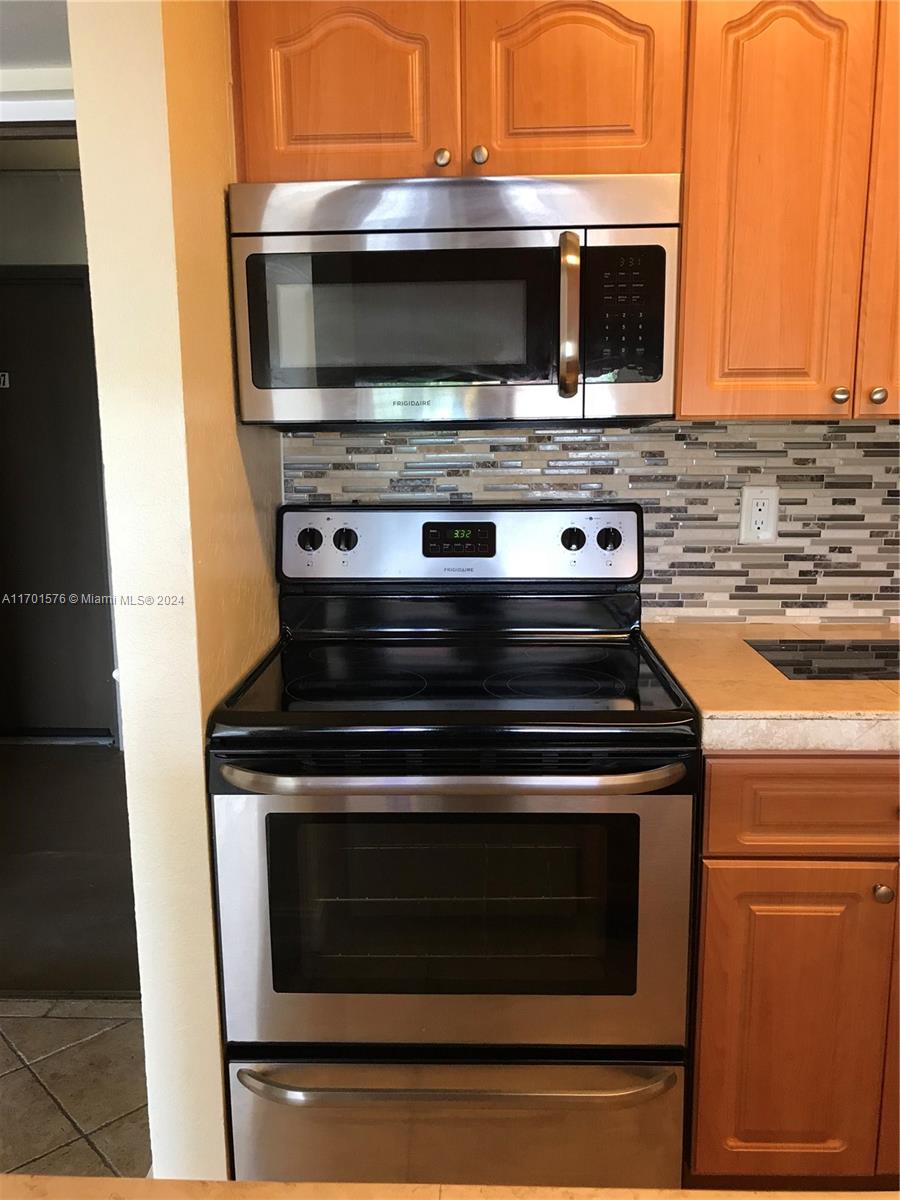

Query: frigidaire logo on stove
[443,567,475,573]
[392,399,430,407]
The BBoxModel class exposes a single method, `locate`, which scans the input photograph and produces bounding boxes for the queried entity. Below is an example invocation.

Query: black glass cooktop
[278,638,677,712]
[209,593,698,747]
[207,633,698,750]
[748,639,900,681]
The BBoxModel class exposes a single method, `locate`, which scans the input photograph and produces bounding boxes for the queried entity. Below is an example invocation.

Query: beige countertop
[0,1183,889,1200]
[644,621,900,752]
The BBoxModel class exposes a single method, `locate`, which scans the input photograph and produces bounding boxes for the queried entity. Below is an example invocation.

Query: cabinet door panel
[877,928,899,1176]
[462,1,685,175]
[678,2,879,418]
[693,860,897,1176]
[236,1,461,181]
[855,0,899,418]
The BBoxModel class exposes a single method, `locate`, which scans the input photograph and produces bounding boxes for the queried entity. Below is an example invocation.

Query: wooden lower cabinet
[693,859,898,1177]
[877,935,899,1175]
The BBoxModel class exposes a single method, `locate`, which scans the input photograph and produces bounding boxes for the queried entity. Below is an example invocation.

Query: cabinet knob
[433,147,451,168]
[471,144,490,165]
[831,386,851,405]
[869,386,889,405]
[873,883,895,904]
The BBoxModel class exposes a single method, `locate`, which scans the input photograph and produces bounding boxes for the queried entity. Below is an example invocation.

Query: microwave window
[245,248,556,390]
[266,812,640,996]
[272,280,526,369]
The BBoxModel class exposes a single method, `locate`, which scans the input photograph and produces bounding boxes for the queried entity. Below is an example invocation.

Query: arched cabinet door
[677,1,879,419]
[855,0,899,419]
[462,1,686,175]
[235,1,461,181]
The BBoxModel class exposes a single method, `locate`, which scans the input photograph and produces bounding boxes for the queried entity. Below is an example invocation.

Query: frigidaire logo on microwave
[392,400,430,407]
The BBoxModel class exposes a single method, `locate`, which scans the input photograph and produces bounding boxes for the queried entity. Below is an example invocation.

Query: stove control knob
[333,527,359,553]
[297,527,323,552]
[596,527,623,552]
[561,527,586,551]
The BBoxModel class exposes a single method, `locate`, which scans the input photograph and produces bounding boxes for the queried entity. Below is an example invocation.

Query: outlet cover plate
[739,485,779,544]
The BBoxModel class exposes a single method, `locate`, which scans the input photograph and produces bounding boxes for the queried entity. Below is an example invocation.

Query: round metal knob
[596,527,623,552]
[831,386,851,405]
[870,387,889,405]
[561,527,586,552]
[471,144,489,165]
[873,884,895,904]
[433,147,451,168]
[297,527,323,552]
[333,527,358,553]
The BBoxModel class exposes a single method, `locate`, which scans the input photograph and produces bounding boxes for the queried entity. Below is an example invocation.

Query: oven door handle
[236,1067,677,1110]
[220,762,686,797]
[558,229,581,399]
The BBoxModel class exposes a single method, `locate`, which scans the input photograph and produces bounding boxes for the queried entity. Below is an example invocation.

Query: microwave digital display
[422,522,497,557]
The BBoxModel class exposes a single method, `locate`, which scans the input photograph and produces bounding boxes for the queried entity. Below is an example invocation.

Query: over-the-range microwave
[229,176,679,426]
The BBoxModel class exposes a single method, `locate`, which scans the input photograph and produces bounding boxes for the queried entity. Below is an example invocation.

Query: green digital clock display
[422,521,497,558]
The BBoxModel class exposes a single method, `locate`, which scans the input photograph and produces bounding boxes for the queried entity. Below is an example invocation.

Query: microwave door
[583,226,679,419]
[231,229,585,425]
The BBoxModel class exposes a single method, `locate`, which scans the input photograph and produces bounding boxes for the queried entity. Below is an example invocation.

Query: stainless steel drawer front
[229,1060,685,1185]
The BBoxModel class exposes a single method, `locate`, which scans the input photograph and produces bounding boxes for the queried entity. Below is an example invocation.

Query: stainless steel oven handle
[220,763,686,797]
[558,230,581,399]
[236,1067,677,1110]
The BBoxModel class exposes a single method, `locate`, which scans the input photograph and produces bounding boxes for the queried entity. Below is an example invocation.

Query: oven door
[212,768,693,1046]
[582,226,678,419]
[231,229,584,425]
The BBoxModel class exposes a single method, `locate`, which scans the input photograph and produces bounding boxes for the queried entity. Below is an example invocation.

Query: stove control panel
[281,506,641,582]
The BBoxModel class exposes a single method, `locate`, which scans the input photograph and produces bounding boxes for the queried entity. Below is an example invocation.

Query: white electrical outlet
[739,485,779,544]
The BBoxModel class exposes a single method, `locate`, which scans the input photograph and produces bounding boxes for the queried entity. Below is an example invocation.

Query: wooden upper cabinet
[678,2,880,419]
[462,1,686,175]
[855,0,899,419]
[693,859,898,1177]
[234,1,461,181]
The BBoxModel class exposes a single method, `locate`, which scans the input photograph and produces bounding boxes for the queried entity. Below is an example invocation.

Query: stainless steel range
[208,503,698,1186]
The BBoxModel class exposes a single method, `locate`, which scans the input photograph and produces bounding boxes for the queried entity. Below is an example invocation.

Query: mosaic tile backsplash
[283,421,900,621]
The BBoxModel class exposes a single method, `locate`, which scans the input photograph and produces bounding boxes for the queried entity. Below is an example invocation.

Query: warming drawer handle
[558,230,581,399]
[220,762,686,797]
[236,1067,677,1110]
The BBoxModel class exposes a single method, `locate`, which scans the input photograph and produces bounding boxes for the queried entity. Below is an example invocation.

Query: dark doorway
[0,261,138,995]
[0,266,118,738]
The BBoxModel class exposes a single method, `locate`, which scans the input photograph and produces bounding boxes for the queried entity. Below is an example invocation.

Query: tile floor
[0,997,150,1177]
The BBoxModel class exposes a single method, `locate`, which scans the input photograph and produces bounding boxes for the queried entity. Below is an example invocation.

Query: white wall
[67,0,280,1178]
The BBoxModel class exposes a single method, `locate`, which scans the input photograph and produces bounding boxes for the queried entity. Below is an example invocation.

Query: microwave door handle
[236,1067,677,1110]
[219,762,685,796]
[558,230,581,399]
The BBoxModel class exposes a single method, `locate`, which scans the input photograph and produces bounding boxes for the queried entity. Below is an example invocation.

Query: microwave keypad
[583,246,666,384]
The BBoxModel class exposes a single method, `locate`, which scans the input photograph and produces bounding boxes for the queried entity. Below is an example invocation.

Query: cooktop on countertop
[747,638,900,681]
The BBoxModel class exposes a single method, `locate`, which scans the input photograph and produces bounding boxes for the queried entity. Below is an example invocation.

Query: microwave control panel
[583,244,666,384]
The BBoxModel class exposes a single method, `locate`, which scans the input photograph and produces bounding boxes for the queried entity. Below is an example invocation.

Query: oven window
[245,248,557,389]
[267,814,639,995]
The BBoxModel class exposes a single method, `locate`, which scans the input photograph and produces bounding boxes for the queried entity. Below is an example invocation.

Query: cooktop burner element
[286,671,429,702]
[748,638,900,681]
[483,667,623,700]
